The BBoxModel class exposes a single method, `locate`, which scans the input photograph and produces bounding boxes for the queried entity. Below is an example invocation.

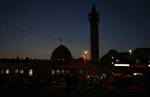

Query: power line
[1,23,57,40]
[0,23,88,44]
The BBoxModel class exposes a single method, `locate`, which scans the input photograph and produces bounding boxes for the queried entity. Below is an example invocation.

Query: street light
[128,49,132,54]
[84,50,88,63]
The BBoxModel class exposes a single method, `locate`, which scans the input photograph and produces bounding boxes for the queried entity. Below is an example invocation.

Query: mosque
[0,4,102,86]
[0,4,150,88]
[48,4,101,85]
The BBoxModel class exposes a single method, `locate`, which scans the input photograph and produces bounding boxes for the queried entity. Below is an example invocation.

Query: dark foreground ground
[0,85,148,97]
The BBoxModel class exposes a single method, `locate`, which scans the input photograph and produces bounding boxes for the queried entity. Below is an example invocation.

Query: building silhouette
[1,4,150,92]
[89,4,99,64]
[100,48,150,75]
[0,5,102,90]
[51,45,72,64]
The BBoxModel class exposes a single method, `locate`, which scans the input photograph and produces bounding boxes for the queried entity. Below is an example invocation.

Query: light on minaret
[89,4,99,64]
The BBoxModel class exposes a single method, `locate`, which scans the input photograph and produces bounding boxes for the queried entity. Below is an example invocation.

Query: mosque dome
[51,45,72,62]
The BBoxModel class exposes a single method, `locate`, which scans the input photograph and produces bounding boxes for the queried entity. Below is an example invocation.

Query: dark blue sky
[0,0,150,59]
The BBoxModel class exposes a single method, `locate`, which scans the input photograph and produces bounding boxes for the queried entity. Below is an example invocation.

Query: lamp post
[84,50,88,64]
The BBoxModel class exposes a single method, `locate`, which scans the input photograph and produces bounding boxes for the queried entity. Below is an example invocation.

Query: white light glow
[51,69,55,75]
[83,50,88,61]
[116,59,120,63]
[84,50,88,54]
[148,64,150,67]
[20,69,24,74]
[133,72,143,76]
[87,75,90,79]
[56,70,60,74]
[114,64,130,67]
[129,49,132,54]
[6,69,9,74]
[15,69,19,73]
[29,69,33,76]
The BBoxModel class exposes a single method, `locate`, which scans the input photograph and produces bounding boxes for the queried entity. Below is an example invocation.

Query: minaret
[89,4,99,64]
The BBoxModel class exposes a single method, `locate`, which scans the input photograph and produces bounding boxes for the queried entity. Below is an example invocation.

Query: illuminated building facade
[100,48,150,75]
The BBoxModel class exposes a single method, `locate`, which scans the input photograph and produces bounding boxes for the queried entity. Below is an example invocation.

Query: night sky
[0,0,150,59]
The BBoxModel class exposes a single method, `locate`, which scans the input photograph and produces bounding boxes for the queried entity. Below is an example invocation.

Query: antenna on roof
[59,38,63,45]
